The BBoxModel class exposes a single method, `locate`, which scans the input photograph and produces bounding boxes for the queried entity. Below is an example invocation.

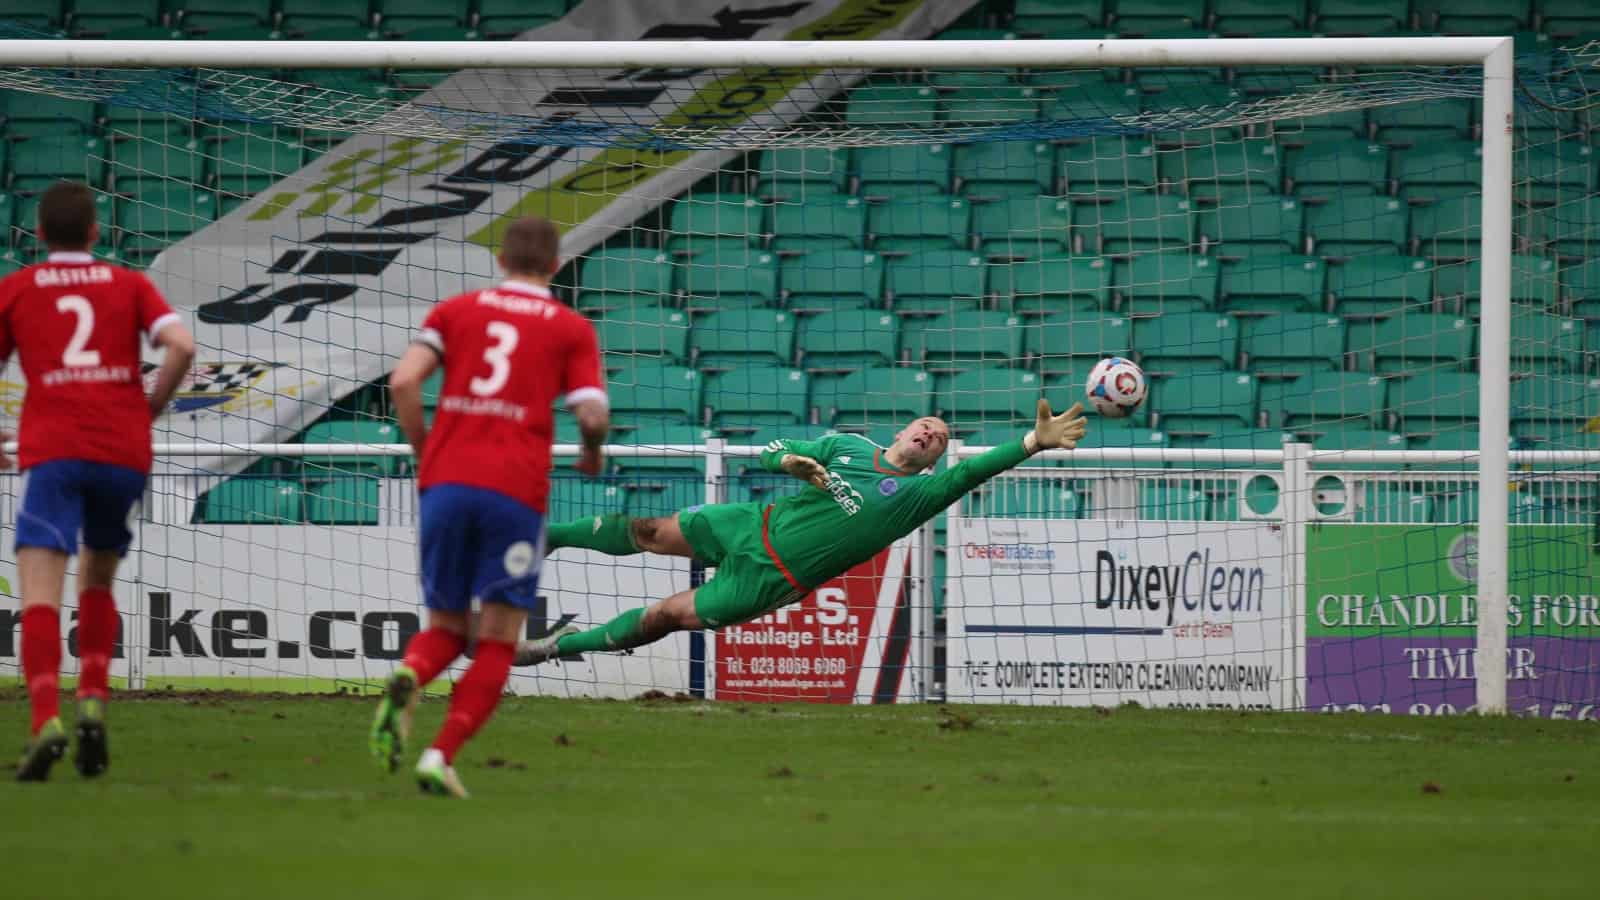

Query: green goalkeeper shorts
[678,502,807,628]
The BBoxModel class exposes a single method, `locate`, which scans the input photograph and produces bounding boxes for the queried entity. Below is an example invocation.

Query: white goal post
[0,36,1527,713]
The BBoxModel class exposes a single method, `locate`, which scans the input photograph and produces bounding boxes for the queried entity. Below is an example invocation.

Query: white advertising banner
[0,524,693,699]
[947,518,1290,710]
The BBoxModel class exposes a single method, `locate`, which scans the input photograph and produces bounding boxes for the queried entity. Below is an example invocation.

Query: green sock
[546,513,638,555]
[557,608,648,655]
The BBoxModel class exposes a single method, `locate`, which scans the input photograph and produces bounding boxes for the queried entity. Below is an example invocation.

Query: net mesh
[0,39,1596,714]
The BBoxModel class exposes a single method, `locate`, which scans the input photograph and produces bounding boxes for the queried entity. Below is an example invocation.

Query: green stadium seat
[754,148,848,199]
[1314,0,1405,34]
[1046,82,1141,123]
[10,136,106,191]
[1414,427,1491,472]
[103,111,196,146]
[1391,371,1481,432]
[476,0,565,36]
[935,28,1020,41]
[1411,195,1480,260]
[1141,84,1246,143]
[393,25,478,43]
[770,194,866,252]
[972,195,1072,257]
[379,0,469,33]
[1327,255,1431,318]
[70,0,163,34]
[420,370,442,410]
[1416,0,1526,31]
[1165,139,1281,200]
[1259,370,1386,428]
[847,85,938,127]
[1184,429,1290,471]
[1287,140,1388,200]
[1367,312,1474,374]
[1135,311,1240,373]
[1449,256,1558,316]
[885,250,987,317]
[870,196,970,253]
[304,477,381,526]
[953,141,1055,198]
[577,248,672,314]
[665,194,762,258]
[1522,141,1595,204]
[1219,254,1326,313]
[1370,99,1475,146]
[1244,313,1346,377]
[279,0,374,30]
[798,310,899,372]
[608,362,701,423]
[2,93,98,138]
[939,87,1041,126]
[1541,196,1600,261]
[202,23,284,39]
[1307,195,1408,257]
[1510,310,1582,375]
[1543,0,1600,37]
[818,366,933,430]
[678,248,779,311]
[999,256,1111,317]
[176,0,275,32]
[3,0,63,29]
[855,145,951,196]
[1113,0,1204,31]
[705,366,810,432]
[1200,195,1304,257]
[1069,421,1166,468]
[202,477,306,524]
[1089,193,1195,254]
[597,307,691,366]
[691,309,796,371]
[965,479,1085,519]
[118,184,216,258]
[1212,0,1302,32]
[1510,372,1600,439]
[939,366,1044,432]
[1394,142,1480,200]
[905,311,1023,367]
[1060,136,1158,196]
[546,478,625,524]
[1026,315,1133,380]
[212,137,303,198]
[109,138,207,192]
[1011,0,1104,33]
[1153,370,1256,435]
[301,420,404,476]
[1119,252,1218,314]
[1233,70,1322,97]
[1564,258,1600,318]
[780,249,883,312]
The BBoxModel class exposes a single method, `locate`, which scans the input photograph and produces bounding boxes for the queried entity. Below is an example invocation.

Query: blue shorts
[418,484,546,613]
[16,459,147,556]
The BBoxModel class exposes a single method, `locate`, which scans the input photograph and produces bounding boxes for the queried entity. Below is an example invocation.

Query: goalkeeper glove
[1023,399,1089,455]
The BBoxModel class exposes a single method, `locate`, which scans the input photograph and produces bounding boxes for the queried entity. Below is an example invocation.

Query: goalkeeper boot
[514,625,579,667]
[369,666,418,775]
[415,748,469,799]
[15,717,69,783]
[73,697,110,778]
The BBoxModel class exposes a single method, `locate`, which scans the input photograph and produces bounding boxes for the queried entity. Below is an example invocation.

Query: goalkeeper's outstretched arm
[920,399,1089,510]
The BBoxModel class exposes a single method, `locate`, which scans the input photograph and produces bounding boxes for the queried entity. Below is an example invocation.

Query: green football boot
[369,666,417,774]
[74,697,110,778]
[15,717,69,782]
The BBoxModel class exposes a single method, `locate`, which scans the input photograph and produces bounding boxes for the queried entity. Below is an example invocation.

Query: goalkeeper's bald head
[889,416,949,471]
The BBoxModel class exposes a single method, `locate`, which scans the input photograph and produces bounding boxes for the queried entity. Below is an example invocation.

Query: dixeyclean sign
[1306,524,1600,718]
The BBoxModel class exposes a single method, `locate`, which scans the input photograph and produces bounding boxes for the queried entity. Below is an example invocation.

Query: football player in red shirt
[1,182,196,781]
[370,216,609,797]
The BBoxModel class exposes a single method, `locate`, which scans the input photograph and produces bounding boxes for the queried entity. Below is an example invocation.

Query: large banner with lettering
[1306,524,1600,719]
[712,540,915,703]
[0,0,977,515]
[0,524,693,698]
[947,519,1290,709]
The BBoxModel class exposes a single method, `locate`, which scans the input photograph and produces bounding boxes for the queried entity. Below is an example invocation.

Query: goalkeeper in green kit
[515,400,1089,665]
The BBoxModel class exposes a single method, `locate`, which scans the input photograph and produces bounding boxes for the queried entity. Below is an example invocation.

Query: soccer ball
[1085,357,1147,419]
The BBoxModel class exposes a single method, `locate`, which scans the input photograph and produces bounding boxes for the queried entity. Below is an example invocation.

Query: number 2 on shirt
[58,294,103,367]
[470,320,517,397]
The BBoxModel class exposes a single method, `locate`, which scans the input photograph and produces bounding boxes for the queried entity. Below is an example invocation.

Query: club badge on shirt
[878,478,899,497]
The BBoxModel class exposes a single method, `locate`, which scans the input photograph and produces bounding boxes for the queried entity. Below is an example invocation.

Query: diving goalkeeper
[515,400,1088,665]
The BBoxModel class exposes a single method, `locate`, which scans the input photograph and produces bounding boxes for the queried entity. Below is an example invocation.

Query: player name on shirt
[41,364,136,387]
[438,394,528,422]
[32,264,115,288]
[476,289,560,318]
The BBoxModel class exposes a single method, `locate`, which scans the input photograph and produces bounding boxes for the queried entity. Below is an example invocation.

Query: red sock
[76,588,117,701]
[20,606,61,735]
[401,627,467,687]
[431,638,513,764]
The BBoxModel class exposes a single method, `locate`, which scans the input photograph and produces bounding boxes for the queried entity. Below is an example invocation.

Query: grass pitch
[3,690,1597,899]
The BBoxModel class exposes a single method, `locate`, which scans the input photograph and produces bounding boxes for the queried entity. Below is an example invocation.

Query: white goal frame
[0,36,1517,712]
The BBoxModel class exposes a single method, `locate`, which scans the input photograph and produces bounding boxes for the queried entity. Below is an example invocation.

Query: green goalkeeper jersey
[757,432,1030,588]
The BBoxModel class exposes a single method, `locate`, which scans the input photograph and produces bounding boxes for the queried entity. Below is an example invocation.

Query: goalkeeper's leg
[544,512,695,557]
[521,589,703,663]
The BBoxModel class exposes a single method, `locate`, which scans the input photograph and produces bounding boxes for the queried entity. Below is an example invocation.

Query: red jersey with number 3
[0,252,181,473]
[414,280,606,512]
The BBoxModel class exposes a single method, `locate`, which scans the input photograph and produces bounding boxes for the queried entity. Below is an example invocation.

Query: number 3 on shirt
[470,320,518,397]
[57,294,103,367]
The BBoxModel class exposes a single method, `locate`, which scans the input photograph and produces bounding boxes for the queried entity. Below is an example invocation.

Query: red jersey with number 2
[414,280,606,513]
[0,252,181,473]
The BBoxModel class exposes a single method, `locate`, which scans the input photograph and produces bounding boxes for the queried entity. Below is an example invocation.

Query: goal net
[0,33,1592,716]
